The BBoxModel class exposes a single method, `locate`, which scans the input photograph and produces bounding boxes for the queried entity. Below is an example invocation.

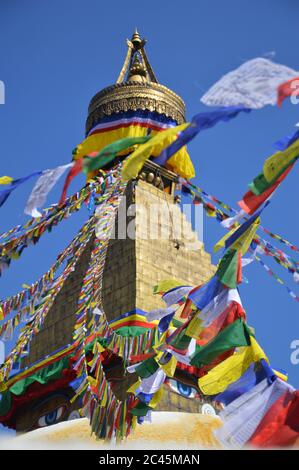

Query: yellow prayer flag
[198,336,268,395]
[127,378,142,394]
[0,372,7,392]
[100,383,108,408]
[149,387,164,408]
[153,279,184,295]
[214,218,260,256]
[87,375,97,388]
[159,355,177,377]
[0,176,13,185]
[166,148,196,179]
[229,218,260,255]
[214,225,239,253]
[22,284,31,289]
[118,338,125,358]
[263,139,299,183]
[121,123,189,181]
[273,369,288,382]
[185,315,203,339]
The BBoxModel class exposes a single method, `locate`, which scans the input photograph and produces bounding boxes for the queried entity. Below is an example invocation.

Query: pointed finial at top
[116,29,157,84]
[131,28,145,50]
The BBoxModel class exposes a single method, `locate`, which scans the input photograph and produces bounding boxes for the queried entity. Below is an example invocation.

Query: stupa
[0,30,216,434]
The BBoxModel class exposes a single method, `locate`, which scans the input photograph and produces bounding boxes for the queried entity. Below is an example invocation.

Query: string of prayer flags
[0,167,119,276]
[274,127,299,151]
[0,171,42,208]
[179,276,223,320]
[161,285,192,307]
[83,136,151,176]
[239,163,295,215]
[0,213,95,385]
[201,58,299,109]
[199,188,299,301]
[121,123,190,181]
[238,130,299,215]
[188,302,246,347]
[0,175,97,242]
[0,217,94,326]
[214,211,261,255]
[155,106,251,171]
[263,139,299,183]
[186,184,299,303]
[185,180,299,272]
[187,179,299,254]
[197,187,299,302]
[250,250,299,302]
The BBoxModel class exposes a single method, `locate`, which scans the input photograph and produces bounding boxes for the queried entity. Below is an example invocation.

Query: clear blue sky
[0,0,298,398]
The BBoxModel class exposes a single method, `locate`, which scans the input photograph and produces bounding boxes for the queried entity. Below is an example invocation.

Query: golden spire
[131,28,144,49]
[128,55,147,82]
[116,29,158,84]
[86,30,186,135]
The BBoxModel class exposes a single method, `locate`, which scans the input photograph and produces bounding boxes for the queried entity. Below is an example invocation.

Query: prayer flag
[249,388,299,447]
[190,319,251,367]
[25,164,72,217]
[201,58,298,109]
[239,163,294,215]
[0,171,42,208]
[198,336,268,395]
[215,378,293,448]
[121,123,189,181]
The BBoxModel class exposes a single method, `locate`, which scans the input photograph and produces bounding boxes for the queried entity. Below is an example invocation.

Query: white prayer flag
[24,163,72,217]
[201,58,299,109]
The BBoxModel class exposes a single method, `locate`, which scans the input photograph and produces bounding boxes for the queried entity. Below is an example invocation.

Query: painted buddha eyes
[37,406,64,427]
[167,379,197,398]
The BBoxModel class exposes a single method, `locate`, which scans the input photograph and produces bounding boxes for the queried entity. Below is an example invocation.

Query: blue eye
[177,381,192,397]
[45,410,58,425]
[38,406,64,427]
[167,379,197,398]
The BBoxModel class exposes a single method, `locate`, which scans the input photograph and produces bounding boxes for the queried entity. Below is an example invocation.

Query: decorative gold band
[86,82,186,134]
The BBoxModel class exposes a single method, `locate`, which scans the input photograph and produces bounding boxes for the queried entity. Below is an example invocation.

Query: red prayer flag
[198,301,246,346]
[238,164,294,215]
[249,389,299,448]
[59,159,82,205]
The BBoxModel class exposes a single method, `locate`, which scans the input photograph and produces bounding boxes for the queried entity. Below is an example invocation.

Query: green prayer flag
[129,401,152,417]
[169,329,192,352]
[83,136,151,174]
[190,319,251,367]
[249,157,298,196]
[135,356,159,379]
[216,249,239,289]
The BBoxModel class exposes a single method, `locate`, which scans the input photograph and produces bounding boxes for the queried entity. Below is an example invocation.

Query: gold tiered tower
[15,30,215,432]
